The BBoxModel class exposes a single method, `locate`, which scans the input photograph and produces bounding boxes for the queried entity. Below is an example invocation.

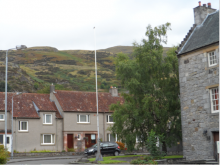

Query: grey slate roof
[178,11,219,55]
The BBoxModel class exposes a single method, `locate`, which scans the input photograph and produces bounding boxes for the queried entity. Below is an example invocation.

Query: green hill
[0,46,170,93]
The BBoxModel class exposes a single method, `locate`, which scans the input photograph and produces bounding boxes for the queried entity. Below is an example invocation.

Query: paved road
[7,155,83,164]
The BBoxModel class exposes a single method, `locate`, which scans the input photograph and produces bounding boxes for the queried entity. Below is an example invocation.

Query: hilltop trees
[110,23,181,152]
[0,81,11,92]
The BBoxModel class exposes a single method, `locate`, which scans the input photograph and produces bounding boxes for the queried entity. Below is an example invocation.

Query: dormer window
[43,114,52,124]
[208,51,217,67]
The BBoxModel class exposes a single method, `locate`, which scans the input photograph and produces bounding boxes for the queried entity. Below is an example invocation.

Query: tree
[0,81,11,92]
[110,23,181,152]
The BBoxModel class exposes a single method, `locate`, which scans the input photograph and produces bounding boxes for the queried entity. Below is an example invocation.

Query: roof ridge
[176,24,197,54]
[56,90,111,94]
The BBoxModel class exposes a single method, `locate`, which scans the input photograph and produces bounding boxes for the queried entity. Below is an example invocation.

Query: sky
[0,0,219,50]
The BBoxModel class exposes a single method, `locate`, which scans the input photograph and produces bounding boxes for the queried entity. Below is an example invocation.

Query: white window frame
[19,121,28,131]
[0,114,5,121]
[42,134,55,144]
[77,114,90,123]
[106,115,114,123]
[107,133,117,142]
[208,51,217,67]
[210,87,219,113]
[43,114,52,124]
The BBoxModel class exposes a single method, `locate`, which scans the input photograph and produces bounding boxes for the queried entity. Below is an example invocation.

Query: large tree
[110,23,181,152]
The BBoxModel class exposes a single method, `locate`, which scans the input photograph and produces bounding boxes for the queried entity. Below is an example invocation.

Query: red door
[213,132,219,161]
[67,134,73,149]
[85,134,96,148]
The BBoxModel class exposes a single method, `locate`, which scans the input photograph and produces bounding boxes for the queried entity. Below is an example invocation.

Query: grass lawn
[89,155,142,164]
[162,155,183,159]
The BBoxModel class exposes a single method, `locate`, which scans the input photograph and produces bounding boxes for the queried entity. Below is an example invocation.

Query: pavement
[7,153,150,164]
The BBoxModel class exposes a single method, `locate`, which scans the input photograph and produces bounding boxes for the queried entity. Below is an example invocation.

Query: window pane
[21,122,27,130]
[80,115,86,122]
[7,137,9,144]
[46,115,51,123]
[109,116,113,122]
[44,135,51,143]
[0,135,3,144]
[91,134,96,140]
[0,115,3,119]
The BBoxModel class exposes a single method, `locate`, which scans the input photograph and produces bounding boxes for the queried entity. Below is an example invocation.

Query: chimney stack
[193,2,216,25]
[109,86,118,97]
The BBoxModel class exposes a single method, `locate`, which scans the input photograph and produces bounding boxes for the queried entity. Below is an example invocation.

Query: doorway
[67,134,73,149]
[85,134,96,148]
[213,132,219,161]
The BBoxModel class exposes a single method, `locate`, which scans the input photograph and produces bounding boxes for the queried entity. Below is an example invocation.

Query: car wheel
[114,151,119,156]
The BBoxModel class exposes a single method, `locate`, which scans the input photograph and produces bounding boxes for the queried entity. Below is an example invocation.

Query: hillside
[0,46,170,93]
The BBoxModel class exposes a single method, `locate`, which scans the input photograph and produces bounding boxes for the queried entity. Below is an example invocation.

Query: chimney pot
[203,4,206,7]
[199,1,201,6]
[208,3,211,8]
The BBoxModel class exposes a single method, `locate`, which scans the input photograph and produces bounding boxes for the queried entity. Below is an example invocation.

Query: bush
[34,82,39,90]
[67,148,75,152]
[0,145,10,164]
[146,129,166,159]
[116,141,125,150]
[130,156,158,164]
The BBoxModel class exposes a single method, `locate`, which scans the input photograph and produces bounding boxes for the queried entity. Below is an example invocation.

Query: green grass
[162,155,183,159]
[30,150,55,153]
[89,155,142,164]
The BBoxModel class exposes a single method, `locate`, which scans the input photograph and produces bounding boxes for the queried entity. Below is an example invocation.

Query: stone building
[176,2,219,160]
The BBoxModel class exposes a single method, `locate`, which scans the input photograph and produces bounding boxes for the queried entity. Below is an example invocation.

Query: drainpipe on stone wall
[103,112,105,141]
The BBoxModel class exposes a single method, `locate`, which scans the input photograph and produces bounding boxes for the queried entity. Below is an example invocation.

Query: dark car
[84,142,120,156]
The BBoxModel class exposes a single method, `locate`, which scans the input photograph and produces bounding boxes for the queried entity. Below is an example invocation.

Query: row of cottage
[0,85,123,152]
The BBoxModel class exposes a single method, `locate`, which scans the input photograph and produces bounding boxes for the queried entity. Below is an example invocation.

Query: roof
[178,11,219,55]
[54,90,124,112]
[0,93,62,119]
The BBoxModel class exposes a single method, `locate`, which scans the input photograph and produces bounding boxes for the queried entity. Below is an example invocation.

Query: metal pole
[5,49,9,149]
[11,96,13,158]
[94,27,103,162]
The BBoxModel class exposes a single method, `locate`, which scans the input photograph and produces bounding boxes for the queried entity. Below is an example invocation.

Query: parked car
[84,142,120,156]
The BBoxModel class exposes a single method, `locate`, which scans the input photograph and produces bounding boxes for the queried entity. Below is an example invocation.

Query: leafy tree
[0,81,11,92]
[110,23,181,152]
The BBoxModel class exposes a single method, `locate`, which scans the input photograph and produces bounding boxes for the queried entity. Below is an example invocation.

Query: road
[7,155,84,164]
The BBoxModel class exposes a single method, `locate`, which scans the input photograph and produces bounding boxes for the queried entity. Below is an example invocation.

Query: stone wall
[178,45,219,160]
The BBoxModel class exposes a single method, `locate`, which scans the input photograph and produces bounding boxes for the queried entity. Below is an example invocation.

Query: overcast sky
[0,0,219,50]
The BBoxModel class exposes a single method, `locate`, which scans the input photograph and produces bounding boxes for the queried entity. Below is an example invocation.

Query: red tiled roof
[0,93,62,118]
[54,90,124,112]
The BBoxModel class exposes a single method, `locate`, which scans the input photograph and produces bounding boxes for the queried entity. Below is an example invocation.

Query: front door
[0,135,11,152]
[67,134,73,149]
[85,134,96,148]
[213,132,219,161]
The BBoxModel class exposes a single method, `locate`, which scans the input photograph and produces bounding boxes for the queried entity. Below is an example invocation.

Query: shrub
[61,150,66,152]
[34,82,39,90]
[130,156,158,164]
[0,145,10,164]
[146,129,166,159]
[67,148,75,152]
[116,141,125,150]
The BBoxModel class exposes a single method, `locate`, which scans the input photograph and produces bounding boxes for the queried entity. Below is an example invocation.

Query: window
[210,87,219,113]
[106,115,113,123]
[0,115,4,121]
[91,134,96,143]
[41,134,55,144]
[208,51,217,67]
[107,134,117,142]
[43,114,52,124]
[77,134,81,140]
[18,121,28,131]
[77,114,90,123]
